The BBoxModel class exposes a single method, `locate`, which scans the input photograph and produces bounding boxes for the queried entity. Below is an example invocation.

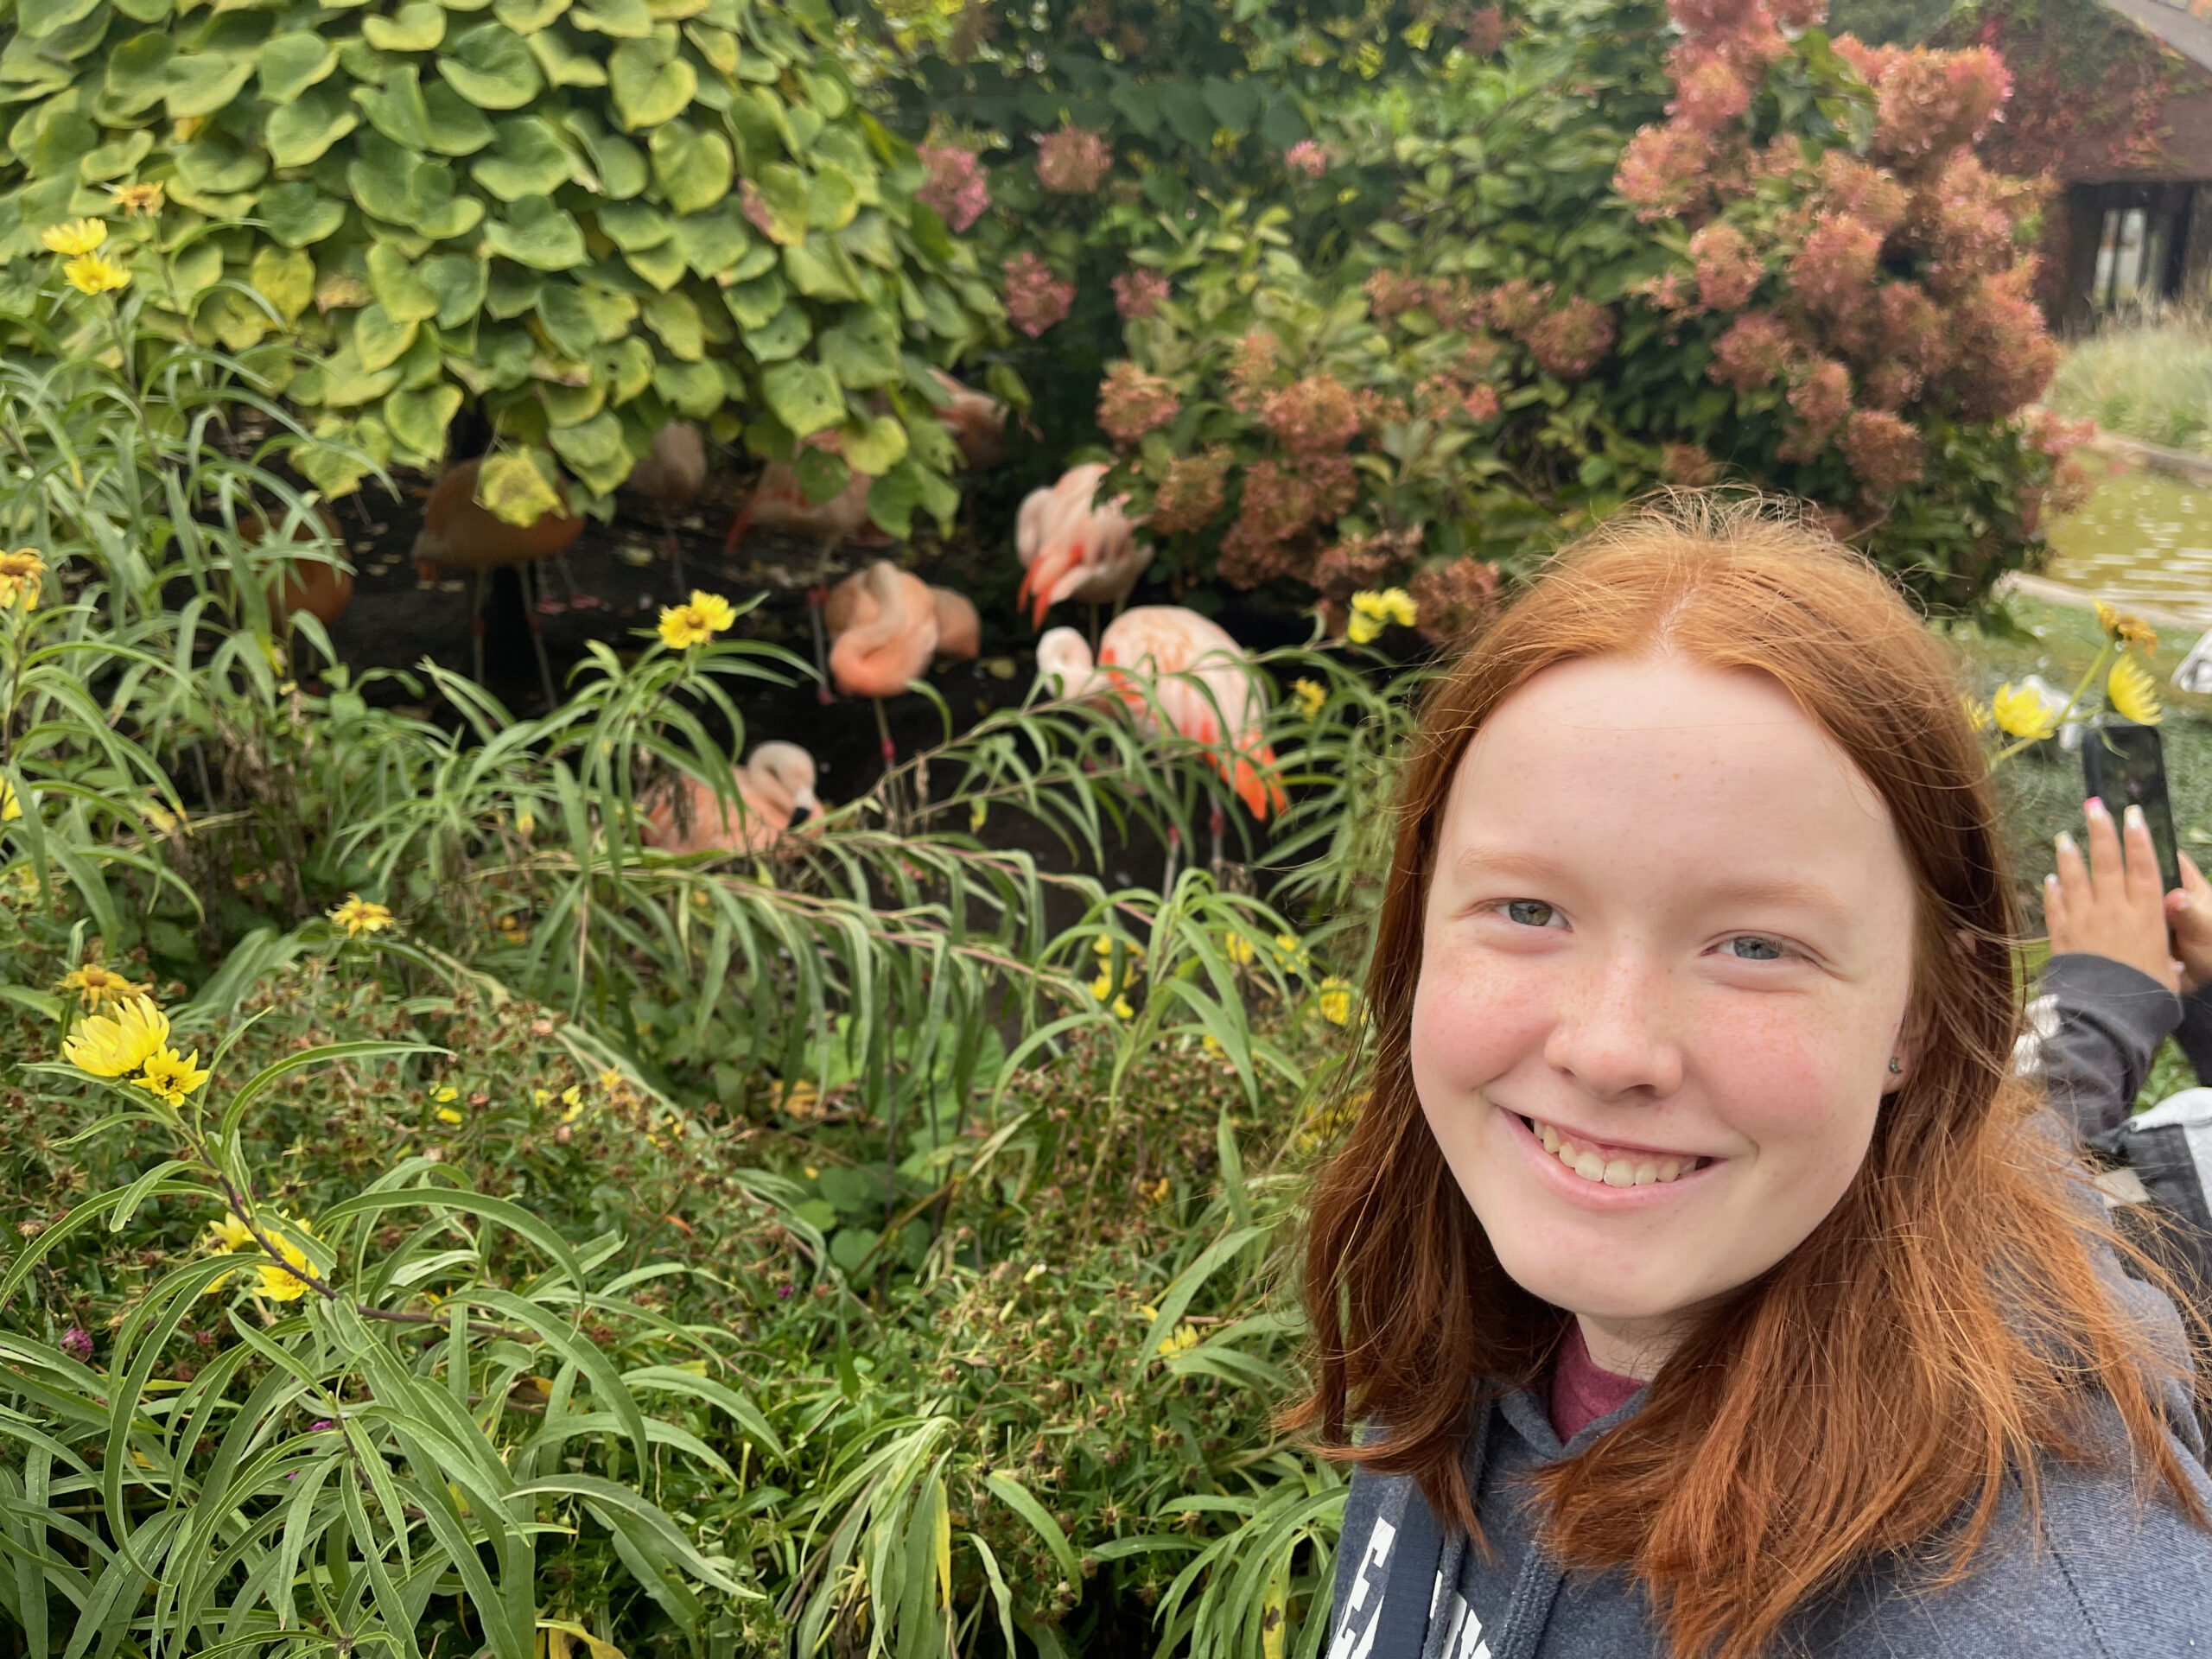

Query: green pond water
[2044,459,2212,625]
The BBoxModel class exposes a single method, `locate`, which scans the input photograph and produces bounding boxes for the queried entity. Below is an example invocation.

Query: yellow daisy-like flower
[0,779,20,823]
[1346,588,1418,645]
[328,893,393,938]
[135,1045,211,1106]
[1112,995,1135,1020]
[207,1213,255,1253]
[559,1085,583,1122]
[1089,969,1114,1000]
[62,252,130,296]
[54,963,149,1009]
[1159,1323,1201,1356]
[41,218,106,257]
[657,590,737,649]
[2108,653,2162,726]
[1990,682,2059,742]
[2095,599,2158,652]
[1317,976,1354,1027]
[0,548,45,610]
[432,1084,458,1104]
[1224,932,1256,966]
[1290,677,1326,719]
[106,181,163,217]
[63,995,169,1078]
[254,1217,318,1302]
[435,1107,464,1125]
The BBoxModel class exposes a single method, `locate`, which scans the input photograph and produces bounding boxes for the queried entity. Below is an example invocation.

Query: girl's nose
[1541,949,1685,1101]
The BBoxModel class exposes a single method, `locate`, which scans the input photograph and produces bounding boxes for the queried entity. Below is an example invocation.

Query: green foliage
[0,0,1005,519]
[2051,314,2212,455]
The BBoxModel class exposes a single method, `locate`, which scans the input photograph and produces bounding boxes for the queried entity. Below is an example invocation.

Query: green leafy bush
[0,0,1006,523]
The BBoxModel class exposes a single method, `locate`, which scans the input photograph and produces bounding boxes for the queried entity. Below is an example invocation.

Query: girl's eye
[1503,900,1561,929]
[1722,935,1788,962]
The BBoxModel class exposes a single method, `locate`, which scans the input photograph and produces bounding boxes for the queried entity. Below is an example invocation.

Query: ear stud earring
[1888,1058,1903,1075]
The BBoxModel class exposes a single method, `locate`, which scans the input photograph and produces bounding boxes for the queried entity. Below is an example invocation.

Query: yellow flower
[1112,995,1135,1020]
[432,1084,458,1103]
[435,1107,463,1125]
[0,548,45,610]
[62,252,130,296]
[207,1213,254,1253]
[1961,694,1991,733]
[254,1217,318,1301]
[107,181,163,216]
[41,218,106,257]
[2095,600,2158,652]
[63,995,169,1078]
[657,590,736,649]
[1090,969,1113,999]
[1317,976,1354,1026]
[0,779,20,823]
[1159,1323,1200,1356]
[54,963,149,1009]
[328,893,393,938]
[1347,588,1418,644]
[1291,677,1326,719]
[2108,653,2162,726]
[560,1085,582,1122]
[135,1046,211,1106]
[598,1067,625,1092]
[1224,932,1255,965]
[1990,682,2059,742]
[1141,1175,1171,1205]
[1272,933,1309,975]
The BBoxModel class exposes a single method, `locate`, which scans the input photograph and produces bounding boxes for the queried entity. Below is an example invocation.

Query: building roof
[2102,0,2212,73]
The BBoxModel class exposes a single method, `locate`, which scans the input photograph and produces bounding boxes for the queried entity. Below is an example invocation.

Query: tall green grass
[2050,309,2212,454]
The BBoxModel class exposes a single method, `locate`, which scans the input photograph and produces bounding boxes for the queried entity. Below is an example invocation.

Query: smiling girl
[1301,500,2212,1658]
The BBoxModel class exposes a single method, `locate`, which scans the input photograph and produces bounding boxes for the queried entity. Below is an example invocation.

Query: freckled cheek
[1694,1001,1878,1153]
[1408,934,1553,1094]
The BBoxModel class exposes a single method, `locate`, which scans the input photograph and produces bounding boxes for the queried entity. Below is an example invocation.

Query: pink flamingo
[931,587,981,660]
[725,435,878,703]
[829,560,939,766]
[1015,462,1154,640]
[930,369,1007,470]
[1038,607,1285,877]
[641,741,823,855]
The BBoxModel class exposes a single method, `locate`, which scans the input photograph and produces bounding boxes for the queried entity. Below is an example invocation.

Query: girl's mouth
[1519,1114,1714,1188]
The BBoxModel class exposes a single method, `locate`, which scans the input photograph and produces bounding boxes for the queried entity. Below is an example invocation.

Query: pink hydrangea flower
[1527,297,1618,378]
[1098,362,1181,444]
[1708,311,1794,391]
[1690,221,1763,311]
[1285,140,1330,179]
[1003,252,1075,338]
[1113,269,1171,321]
[1613,123,1713,220]
[1840,408,1926,493]
[1035,125,1114,194]
[917,143,990,232]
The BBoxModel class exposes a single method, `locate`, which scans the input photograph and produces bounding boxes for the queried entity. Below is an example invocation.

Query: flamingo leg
[874,696,896,770]
[522,563,559,711]
[469,568,488,686]
[1162,823,1180,898]
[556,551,602,612]
[1209,800,1225,875]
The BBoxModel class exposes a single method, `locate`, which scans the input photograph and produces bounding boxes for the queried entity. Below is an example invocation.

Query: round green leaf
[368,242,442,323]
[839,411,906,477]
[423,82,496,153]
[363,2,448,49]
[641,289,702,359]
[266,91,359,168]
[623,238,686,291]
[175,138,267,194]
[721,270,782,330]
[437,22,542,109]
[356,64,434,148]
[526,28,607,87]
[672,204,748,276]
[596,198,671,251]
[806,162,856,232]
[249,245,316,322]
[163,51,253,118]
[818,307,899,388]
[354,303,419,372]
[258,30,340,102]
[19,0,100,42]
[257,181,347,246]
[76,130,153,183]
[609,35,695,130]
[535,283,598,359]
[477,449,563,525]
[547,408,632,493]
[493,0,569,30]
[600,334,653,401]
[646,118,728,215]
[741,302,808,363]
[384,382,463,457]
[471,115,573,200]
[573,0,652,35]
[101,34,174,117]
[482,193,584,269]
[422,252,487,326]
[760,357,841,438]
[652,357,722,419]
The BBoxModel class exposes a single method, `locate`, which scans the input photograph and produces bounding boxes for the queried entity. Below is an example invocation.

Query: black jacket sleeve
[2029,953,2183,1141]
[2173,980,2212,1087]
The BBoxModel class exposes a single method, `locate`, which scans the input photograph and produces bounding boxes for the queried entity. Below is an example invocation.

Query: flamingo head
[748,741,822,826]
[1035,627,1096,698]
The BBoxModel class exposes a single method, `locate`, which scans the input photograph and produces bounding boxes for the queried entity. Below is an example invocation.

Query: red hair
[1293,497,2206,1657]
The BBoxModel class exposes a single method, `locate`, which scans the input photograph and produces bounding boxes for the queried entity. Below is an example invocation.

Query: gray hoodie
[1326,978,2212,1658]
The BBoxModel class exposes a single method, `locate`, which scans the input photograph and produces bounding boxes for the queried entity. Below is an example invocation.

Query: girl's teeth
[1528,1118,1699,1186]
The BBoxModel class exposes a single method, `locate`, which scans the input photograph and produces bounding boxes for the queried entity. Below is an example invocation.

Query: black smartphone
[2082,719,2181,892]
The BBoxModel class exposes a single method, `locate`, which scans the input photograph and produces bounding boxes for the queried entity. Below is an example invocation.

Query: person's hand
[2045,796,2182,994]
[2165,852,2212,995]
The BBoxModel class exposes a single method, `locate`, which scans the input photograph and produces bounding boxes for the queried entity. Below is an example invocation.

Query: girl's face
[1410,654,1921,1376]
